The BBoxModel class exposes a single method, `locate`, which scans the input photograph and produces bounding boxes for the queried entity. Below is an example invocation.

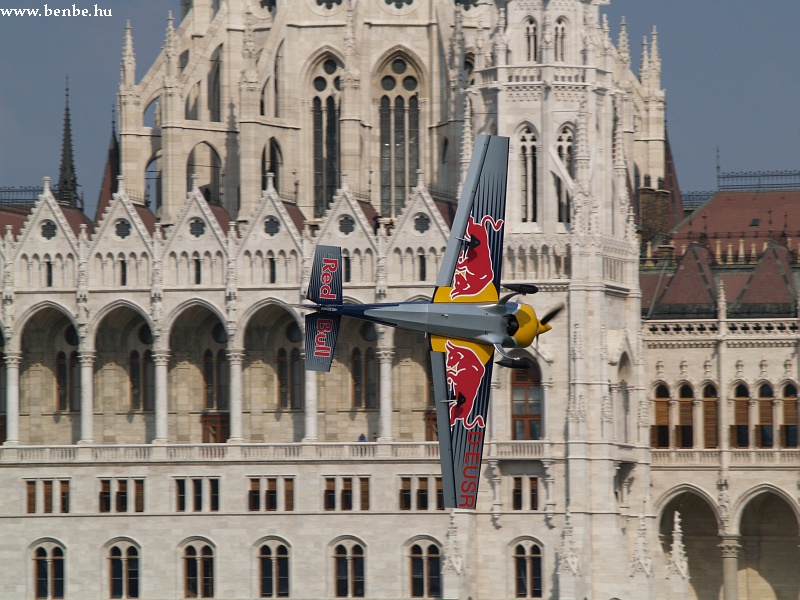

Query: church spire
[121,20,136,88]
[58,79,82,209]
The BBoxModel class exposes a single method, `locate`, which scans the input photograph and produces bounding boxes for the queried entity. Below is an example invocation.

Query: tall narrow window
[120,259,128,286]
[520,127,538,222]
[335,544,365,598]
[56,352,67,411]
[400,477,412,510]
[359,478,370,511]
[204,350,215,409]
[277,349,289,408]
[525,17,538,62]
[651,385,670,448]
[273,43,282,118]
[512,361,543,440]
[554,18,566,62]
[208,46,222,122]
[733,384,749,448]
[410,544,441,598]
[143,351,155,411]
[185,544,215,598]
[351,349,363,408]
[677,385,693,448]
[556,126,573,227]
[60,480,70,514]
[365,348,377,409]
[260,543,290,598]
[312,58,342,218]
[379,57,421,218]
[285,479,295,512]
[418,252,426,281]
[110,545,140,599]
[290,348,303,409]
[130,351,141,410]
[68,351,81,412]
[341,477,353,511]
[514,543,542,598]
[783,384,798,448]
[194,258,203,284]
[757,383,774,448]
[46,260,54,287]
[325,478,336,511]
[703,384,719,449]
[35,545,65,600]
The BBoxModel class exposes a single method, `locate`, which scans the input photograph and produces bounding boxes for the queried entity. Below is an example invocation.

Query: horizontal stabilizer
[305,313,341,372]
[306,245,342,305]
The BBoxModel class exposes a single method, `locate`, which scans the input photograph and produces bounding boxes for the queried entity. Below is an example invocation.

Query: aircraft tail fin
[306,245,343,305]
[305,312,341,372]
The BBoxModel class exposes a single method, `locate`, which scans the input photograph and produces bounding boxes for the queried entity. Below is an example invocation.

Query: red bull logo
[314,318,334,357]
[450,215,504,300]
[445,340,486,430]
[319,257,339,300]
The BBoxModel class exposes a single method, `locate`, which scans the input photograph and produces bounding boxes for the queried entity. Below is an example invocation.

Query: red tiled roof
[731,244,797,312]
[672,190,800,244]
[0,206,34,237]
[433,198,456,228]
[61,205,94,237]
[134,204,157,234]
[207,204,231,234]
[282,201,305,233]
[648,245,717,318]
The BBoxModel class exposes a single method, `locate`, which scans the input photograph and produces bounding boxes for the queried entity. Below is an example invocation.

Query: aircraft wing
[433,135,509,304]
[430,334,494,509]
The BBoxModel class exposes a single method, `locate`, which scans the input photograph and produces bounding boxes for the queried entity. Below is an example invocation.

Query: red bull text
[445,340,486,430]
[314,318,334,357]
[319,258,339,300]
[450,215,503,300]
[459,430,484,508]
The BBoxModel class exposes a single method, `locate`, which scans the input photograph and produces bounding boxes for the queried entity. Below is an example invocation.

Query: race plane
[303,135,562,509]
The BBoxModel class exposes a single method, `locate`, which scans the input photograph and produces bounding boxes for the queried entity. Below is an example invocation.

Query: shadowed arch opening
[739,490,800,598]
[660,490,722,600]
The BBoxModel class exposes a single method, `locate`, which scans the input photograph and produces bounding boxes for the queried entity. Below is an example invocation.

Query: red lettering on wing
[314,318,334,357]
[319,258,339,300]
[457,429,484,509]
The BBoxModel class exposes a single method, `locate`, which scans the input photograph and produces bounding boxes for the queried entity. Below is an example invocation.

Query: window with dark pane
[312,58,342,218]
[115,219,131,239]
[378,56,420,218]
[512,361,543,440]
[519,127,538,222]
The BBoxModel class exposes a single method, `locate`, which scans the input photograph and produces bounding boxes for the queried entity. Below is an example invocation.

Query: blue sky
[1,0,798,218]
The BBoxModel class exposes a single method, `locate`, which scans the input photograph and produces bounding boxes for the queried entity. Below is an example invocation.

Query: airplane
[303,135,562,509]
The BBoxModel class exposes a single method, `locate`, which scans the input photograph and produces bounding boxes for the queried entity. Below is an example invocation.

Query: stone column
[153,351,170,444]
[668,398,678,448]
[748,397,758,448]
[377,348,394,441]
[719,536,741,600]
[303,364,318,441]
[4,352,21,445]
[773,397,782,450]
[227,348,244,443]
[78,351,95,444]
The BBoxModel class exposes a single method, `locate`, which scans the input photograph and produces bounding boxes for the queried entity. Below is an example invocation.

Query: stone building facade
[0,1,797,599]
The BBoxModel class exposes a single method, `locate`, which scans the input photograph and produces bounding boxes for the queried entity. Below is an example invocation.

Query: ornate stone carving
[630,511,653,578]
[558,510,581,576]
[443,512,464,575]
[667,512,689,579]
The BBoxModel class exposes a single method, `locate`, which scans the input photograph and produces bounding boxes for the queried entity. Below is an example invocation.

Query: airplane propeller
[540,302,565,326]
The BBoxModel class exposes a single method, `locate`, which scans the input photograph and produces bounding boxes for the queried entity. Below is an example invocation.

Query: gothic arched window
[203,350,215,409]
[379,56,421,218]
[184,544,214,598]
[519,127,537,222]
[733,383,750,448]
[109,544,139,599]
[512,360,542,440]
[312,57,342,218]
[410,543,441,598]
[34,543,65,599]
[555,126,573,226]
[554,18,566,62]
[262,138,283,193]
[514,542,542,598]
[334,543,364,598]
[56,351,68,411]
[783,383,798,448]
[703,383,718,449]
[757,383,774,448]
[259,543,289,598]
[651,384,670,448]
[187,142,222,205]
[208,45,222,122]
[525,17,538,62]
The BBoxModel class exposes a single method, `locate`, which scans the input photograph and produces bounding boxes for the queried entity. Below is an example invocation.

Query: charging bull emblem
[450,215,504,300]
[445,340,486,429]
